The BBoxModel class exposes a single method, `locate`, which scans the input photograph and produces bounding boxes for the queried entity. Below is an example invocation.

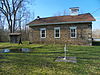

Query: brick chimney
[69,7,79,16]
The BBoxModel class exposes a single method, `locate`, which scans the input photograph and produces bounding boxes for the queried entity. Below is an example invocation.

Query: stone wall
[29,22,92,45]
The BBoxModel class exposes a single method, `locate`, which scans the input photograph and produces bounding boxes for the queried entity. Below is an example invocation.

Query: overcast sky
[31,0,100,29]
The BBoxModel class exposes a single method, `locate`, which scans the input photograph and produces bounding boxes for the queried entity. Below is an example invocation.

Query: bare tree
[21,11,34,41]
[0,11,6,30]
[0,0,34,43]
[0,10,9,42]
[15,6,34,41]
[92,29,100,38]
[0,0,27,33]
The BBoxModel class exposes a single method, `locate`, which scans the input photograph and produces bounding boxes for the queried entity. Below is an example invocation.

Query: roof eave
[29,21,93,26]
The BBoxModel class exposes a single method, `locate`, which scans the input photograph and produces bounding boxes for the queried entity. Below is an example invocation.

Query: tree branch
[5,0,10,13]
[0,7,7,16]
[2,0,9,14]
[15,0,24,13]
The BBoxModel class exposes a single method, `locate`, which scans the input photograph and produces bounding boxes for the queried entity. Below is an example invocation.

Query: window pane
[73,29,75,32]
[42,30,45,34]
[56,33,59,37]
[42,34,45,37]
[71,29,75,33]
[56,29,59,33]
[71,29,73,32]
[71,33,75,37]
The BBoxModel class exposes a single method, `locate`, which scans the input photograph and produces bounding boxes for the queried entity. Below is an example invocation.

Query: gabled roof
[28,13,96,26]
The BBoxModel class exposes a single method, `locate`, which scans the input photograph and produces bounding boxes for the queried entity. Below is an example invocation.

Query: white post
[64,44,67,60]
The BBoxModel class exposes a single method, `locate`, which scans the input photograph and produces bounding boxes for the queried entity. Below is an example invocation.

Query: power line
[92,8,100,14]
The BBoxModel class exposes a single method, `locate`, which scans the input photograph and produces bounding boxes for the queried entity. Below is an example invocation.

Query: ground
[0,42,100,75]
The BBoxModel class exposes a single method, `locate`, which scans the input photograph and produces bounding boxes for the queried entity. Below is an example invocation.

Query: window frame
[40,28,46,38]
[54,27,60,38]
[70,27,77,38]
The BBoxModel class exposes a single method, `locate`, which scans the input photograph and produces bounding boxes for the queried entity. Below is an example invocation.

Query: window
[70,27,77,38]
[40,28,46,38]
[54,27,60,38]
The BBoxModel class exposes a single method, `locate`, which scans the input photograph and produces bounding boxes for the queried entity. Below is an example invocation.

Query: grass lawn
[0,42,100,75]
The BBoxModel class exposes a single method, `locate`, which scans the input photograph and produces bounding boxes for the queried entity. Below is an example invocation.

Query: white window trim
[70,27,77,38]
[40,28,46,38]
[54,27,60,38]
